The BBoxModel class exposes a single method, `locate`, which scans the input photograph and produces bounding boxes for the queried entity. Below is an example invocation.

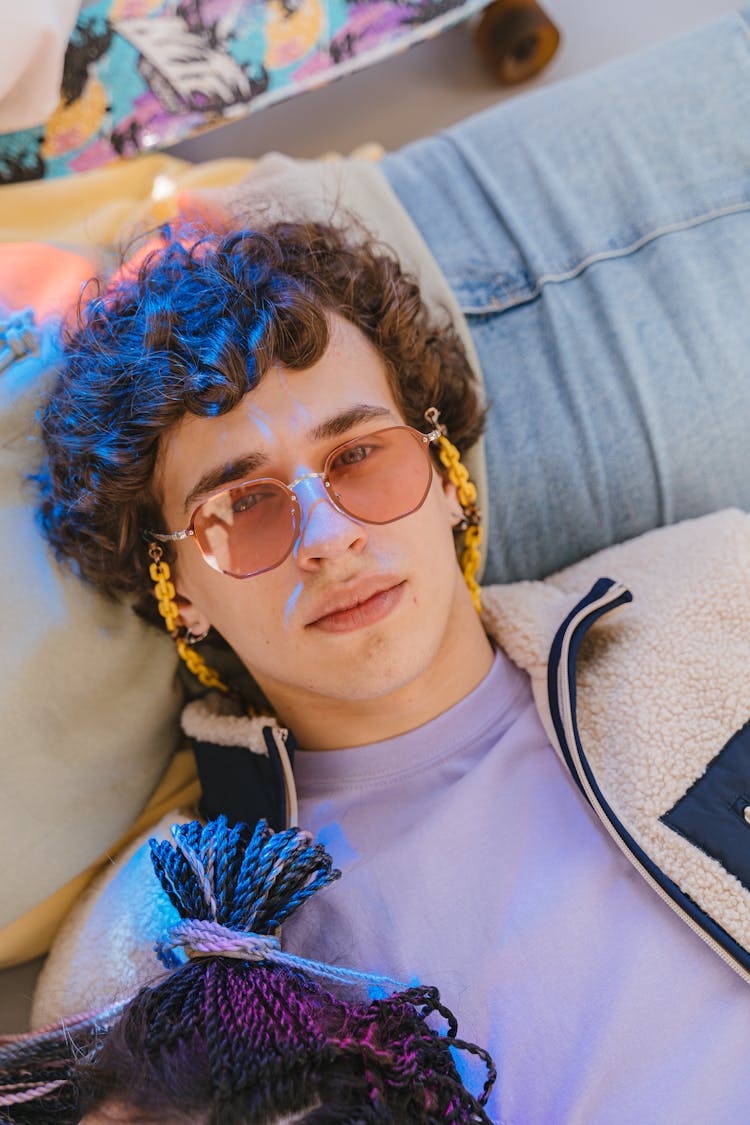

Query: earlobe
[174,589,212,638]
[440,479,463,527]
[171,566,213,637]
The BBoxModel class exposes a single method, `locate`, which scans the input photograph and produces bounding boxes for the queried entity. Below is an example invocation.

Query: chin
[307,640,437,703]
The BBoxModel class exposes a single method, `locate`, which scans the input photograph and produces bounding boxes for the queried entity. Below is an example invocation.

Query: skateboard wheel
[474,0,560,85]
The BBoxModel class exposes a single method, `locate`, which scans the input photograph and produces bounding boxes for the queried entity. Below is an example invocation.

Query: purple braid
[0,818,497,1124]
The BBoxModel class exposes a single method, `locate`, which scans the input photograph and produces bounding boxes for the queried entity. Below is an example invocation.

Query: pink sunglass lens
[328,428,432,524]
[193,482,297,578]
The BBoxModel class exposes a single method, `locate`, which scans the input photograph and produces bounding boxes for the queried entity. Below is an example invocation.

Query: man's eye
[335,443,373,468]
[231,489,270,514]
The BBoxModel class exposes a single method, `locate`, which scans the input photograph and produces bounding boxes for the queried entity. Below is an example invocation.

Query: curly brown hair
[36,219,484,620]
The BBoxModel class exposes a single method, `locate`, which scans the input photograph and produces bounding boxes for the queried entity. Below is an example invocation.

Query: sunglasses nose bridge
[287,470,327,494]
[287,470,340,513]
[287,470,330,517]
[290,470,368,563]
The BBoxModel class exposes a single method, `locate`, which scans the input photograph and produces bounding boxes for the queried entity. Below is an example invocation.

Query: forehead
[238,315,399,437]
[157,317,402,513]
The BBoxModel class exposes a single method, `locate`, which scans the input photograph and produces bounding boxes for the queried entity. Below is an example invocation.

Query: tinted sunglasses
[148,423,442,579]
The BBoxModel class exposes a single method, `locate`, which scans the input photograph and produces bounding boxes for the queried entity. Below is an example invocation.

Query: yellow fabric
[0,749,200,969]
[0,145,385,248]
[0,154,254,246]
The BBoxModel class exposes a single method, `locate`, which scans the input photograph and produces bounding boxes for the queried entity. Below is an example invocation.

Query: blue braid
[149,817,341,937]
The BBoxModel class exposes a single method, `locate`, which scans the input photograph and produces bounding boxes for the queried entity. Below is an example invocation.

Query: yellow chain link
[437,438,477,508]
[437,435,483,614]
[175,639,229,693]
[148,546,229,693]
[461,525,483,614]
[148,559,180,633]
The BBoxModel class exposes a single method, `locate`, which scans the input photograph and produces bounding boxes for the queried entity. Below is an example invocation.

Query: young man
[36,218,750,1124]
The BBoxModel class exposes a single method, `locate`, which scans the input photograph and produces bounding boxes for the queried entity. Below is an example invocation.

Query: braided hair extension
[0,1007,122,1124]
[0,818,496,1124]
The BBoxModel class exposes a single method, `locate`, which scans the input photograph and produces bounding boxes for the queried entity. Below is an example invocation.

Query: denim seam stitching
[460,198,750,315]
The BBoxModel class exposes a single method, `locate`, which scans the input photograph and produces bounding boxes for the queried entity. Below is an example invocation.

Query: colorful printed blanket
[0,0,486,182]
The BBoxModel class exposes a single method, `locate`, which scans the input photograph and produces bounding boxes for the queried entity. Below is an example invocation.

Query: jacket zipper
[269,726,298,828]
[554,581,750,986]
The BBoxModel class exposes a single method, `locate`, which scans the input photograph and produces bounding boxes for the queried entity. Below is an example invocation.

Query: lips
[306,577,405,632]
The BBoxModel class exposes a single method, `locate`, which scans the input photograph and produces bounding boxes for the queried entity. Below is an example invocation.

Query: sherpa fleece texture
[482,507,750,962]
[32,509,750,1024]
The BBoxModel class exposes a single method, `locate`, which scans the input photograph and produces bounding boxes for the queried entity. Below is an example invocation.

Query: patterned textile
[0,0,485,182]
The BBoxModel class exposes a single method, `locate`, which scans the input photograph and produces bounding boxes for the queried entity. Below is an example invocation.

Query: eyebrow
[182,403,396,515]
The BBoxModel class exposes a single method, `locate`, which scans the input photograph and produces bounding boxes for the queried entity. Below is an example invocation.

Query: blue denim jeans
[383,10,750,586]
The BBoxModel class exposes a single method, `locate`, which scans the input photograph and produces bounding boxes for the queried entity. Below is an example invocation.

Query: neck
[259,587,495,751]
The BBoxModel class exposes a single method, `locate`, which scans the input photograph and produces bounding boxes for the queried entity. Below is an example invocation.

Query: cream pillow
[0,300,183,966]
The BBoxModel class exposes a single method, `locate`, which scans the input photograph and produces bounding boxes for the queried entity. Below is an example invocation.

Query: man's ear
[440,477,464,528]
[173,588,212,638]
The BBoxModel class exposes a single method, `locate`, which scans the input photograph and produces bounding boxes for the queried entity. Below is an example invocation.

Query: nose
[292,475,367,569]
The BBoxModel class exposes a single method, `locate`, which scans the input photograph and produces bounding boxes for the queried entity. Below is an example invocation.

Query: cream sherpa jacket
[483,508,750,985]
[32,508,750,1025]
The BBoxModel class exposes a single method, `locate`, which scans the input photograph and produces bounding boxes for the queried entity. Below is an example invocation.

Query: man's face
[157,316,475,739]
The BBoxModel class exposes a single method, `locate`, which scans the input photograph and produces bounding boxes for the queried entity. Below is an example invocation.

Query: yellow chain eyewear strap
[148,543,229,693]
[425,409,483,614]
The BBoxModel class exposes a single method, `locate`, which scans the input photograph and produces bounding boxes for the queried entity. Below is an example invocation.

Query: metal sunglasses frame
[147,423,442,578]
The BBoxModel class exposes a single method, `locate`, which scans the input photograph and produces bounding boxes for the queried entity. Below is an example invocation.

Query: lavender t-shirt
[284,652,750,1124]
